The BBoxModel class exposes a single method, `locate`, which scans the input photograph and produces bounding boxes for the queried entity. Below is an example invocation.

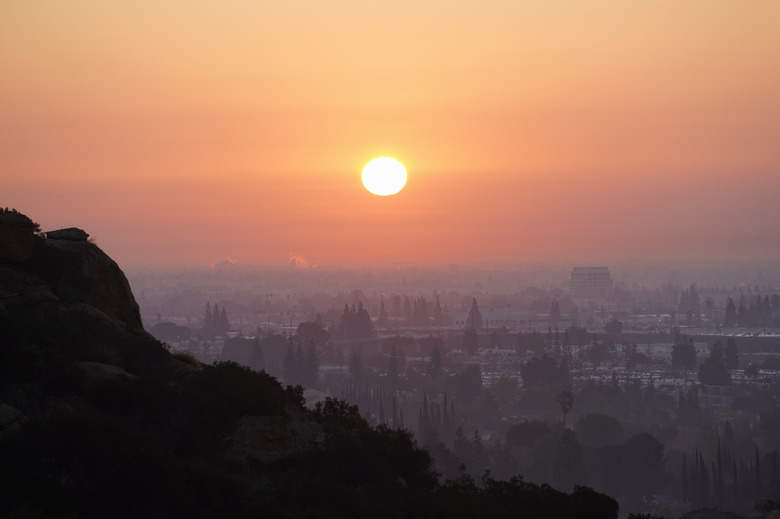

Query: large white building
[569,266,613,298]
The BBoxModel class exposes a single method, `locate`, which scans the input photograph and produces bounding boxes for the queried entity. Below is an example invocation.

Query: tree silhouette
[622,432,665,501]
[337,302,374,340]
[557,390,574,428]
[295,320,330,349]
[378,297,388,326]
[201,301,229,336]
[204,302,213,328]
[550,300,561,328]
[218,307,229,334]
[450,365,482,401]
[463,328,479,355]
[724,297,737,327]
[698,355,731,386]
[672,339,697,389]
[433,295,443,324]
[553,429,585,491]
[522,355,569,392]
[574,413,624,448]
[725,337,739,369]
[466,298,482,330]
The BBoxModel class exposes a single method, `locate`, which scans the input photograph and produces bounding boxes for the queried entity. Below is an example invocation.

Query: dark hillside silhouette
[0,211,619,518]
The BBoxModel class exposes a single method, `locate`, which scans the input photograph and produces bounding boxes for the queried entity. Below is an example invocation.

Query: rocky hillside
[0,209,621,519]
[1,213,142,329]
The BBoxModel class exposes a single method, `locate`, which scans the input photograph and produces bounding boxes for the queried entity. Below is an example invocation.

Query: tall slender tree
[466,298,483,330]
[557,390,574,428]
[725,337,739,369]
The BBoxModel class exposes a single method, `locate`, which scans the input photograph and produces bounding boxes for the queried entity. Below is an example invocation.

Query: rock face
[44,235,143,329]
[46,227,90,241]
[0,211,143,331]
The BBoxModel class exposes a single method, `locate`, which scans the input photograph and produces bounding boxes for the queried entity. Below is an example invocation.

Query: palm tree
[557,390,574,428]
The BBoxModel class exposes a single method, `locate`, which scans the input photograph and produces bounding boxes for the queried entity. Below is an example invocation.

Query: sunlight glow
[362,158,407,196]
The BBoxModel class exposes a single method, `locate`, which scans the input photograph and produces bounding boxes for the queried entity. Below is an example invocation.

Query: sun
[362,157,407,196]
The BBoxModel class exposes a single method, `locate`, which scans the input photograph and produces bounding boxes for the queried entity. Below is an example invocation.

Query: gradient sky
[2,1,779,267]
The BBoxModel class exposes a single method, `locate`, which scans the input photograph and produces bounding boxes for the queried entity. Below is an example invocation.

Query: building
[569,266,613,298]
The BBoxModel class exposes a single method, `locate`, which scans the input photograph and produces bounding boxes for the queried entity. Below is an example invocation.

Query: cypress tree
[204,302,213,327]
[219,307,229,334]
[433,295,443,324]
[378,297,388,326]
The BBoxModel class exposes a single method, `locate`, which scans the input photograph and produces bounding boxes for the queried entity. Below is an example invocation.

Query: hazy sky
[3,1,779,267]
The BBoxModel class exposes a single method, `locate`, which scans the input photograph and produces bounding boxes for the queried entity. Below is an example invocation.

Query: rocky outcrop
[0,209,151,392]
[44,235,143,329]
[1,211,142,331]
[46,227,89,241]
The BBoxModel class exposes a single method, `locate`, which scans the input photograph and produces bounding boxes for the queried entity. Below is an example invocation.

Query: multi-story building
[569,266,613,298]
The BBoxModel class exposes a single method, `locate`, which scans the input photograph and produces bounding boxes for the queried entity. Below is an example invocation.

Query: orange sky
[2,1,779,267]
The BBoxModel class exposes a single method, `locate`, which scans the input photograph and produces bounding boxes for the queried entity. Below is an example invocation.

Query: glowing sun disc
[362,157,407,196]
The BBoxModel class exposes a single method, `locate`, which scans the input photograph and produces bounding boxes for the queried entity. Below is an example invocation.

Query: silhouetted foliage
[492,374,518,405]
[201,301,229,337]
[622,432,666,501]
[449,365,482,401]
[522,355,569,392]
[337,301,374,339]
[516,330,547,357]
[466,298,483,329]
[557,390,574,427]
[574,413,624,448]
[0,207,41,232]
[672,340,697,372]
[698,356,732,386]
[506,420,551,451]
[724,297,738,327]
[553,429,585,491]
[463,327,479,355]
[294,320,330,349]
[724,337,739,369]
[605,319,623,334]
[435,476,618,519]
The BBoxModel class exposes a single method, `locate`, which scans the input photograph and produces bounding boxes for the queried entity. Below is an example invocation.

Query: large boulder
[1,211,152,382]
[43,232,143,330]
[46,227,89,241]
